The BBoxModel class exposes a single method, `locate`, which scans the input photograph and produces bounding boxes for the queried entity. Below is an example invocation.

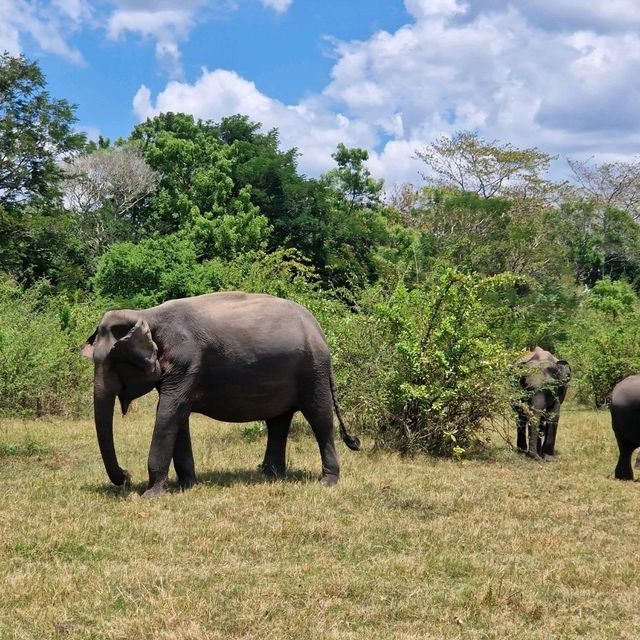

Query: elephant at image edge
[610,375,640,480]
[81,291,361,496]
[513,346,572,460]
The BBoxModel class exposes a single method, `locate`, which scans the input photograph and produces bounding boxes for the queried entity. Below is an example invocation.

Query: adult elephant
[513,347,572,460]
[610,375,640,480]
[81,291,360,496]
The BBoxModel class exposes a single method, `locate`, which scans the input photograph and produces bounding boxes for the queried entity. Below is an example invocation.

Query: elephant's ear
[557,360,572,381]
[111,319,160,376]
[81,328,98,360]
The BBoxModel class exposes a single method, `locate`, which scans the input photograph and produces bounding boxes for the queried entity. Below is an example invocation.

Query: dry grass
[0,401,639,639]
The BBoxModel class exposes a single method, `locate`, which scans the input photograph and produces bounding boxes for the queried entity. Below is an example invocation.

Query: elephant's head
[82,310,162,485]
[555,360,572,385]
[519,349,572,396]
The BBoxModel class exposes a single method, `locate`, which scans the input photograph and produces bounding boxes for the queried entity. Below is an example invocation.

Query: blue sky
[3,1,640,187]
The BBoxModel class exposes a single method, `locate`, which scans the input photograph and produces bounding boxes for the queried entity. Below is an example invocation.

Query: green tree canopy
[415,131,555,200]
[0,53,86,287]
[0,52,85,206]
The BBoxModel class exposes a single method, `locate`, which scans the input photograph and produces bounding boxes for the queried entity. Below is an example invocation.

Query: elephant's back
[611,375,640,442]
[611,375,640,410]
[150,291,330,369]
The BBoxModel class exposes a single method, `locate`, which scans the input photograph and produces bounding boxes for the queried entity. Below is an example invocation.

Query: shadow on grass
[85,466,318,497]
[197,466,317,487]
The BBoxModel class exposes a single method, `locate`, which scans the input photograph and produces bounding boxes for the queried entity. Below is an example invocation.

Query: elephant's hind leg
[173,419,196,490]
[614,431,637,480]
[301,395,340,486]
[262,411,294,478]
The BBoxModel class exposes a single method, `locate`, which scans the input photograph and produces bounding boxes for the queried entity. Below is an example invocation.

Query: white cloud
[0,0,85,63]
[318,0,640,184]
[260,0,294,13]
[130,1,640,188]
[404,0,464,19]
[52,0,92,23]
[105,2,210,77]
[1,1,235,77]
[461,0,640,33]
[102,1,247,77]
[133,68,377,176]
[7,0,639,188]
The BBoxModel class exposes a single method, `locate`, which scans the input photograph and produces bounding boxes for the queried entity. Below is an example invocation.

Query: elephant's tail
[330,372,361,451]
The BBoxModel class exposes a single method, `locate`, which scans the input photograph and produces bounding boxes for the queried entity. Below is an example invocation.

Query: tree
[129,112,235,234]
[415,131,554,200]
[557,200,640,287]
[0,52,85,206]
[61,145,159,252]
[322,143,383,211]
[568,157,640,221]
[317,145,390,288]
[0,53,86,287]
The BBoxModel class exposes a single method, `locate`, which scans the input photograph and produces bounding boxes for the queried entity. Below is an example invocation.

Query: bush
[93,234,207,307]
[560,281,640,407]
[326,270,515,458]
[0,280,99,416]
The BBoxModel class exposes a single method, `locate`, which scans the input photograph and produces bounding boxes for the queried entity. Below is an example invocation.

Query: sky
[2,0,640,189]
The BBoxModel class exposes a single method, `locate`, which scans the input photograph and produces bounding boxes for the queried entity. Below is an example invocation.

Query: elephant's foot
[526,451,543,461]
[261,461,286,478]
[543,453,555,462]
[320,474,339,487]
[178,475,197,491]
[142,478,169,498]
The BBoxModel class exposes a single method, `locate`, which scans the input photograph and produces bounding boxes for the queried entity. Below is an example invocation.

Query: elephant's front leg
[262,411,294,478]
[144,396,191,497]
[526,393,545,461]
[173,418,196,490]
[514,404,528,452]
[541,402,560,460]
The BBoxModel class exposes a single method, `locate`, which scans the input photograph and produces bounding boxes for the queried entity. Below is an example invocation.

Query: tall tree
[0,53,86,286]
[129,112,235,235]
[61,145,159,253]
[568,157,640,221]
[0,52,85,206]
[415,131,554,200]
[322,143,383,211]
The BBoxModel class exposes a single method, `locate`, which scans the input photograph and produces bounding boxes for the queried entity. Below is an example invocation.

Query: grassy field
[1,400,639,639]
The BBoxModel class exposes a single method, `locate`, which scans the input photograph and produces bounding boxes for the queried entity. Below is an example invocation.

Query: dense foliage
[3,54,640,456]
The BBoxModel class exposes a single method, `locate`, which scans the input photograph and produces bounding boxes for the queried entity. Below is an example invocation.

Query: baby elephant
[610,375,640,480]
[513,347,572,460]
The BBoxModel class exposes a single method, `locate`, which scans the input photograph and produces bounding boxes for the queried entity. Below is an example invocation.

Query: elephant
[610,375,640,480]
[81,291,361,496]
[513,347,572,460]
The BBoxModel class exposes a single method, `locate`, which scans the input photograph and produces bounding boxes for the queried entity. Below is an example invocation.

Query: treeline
[3,52,640,456]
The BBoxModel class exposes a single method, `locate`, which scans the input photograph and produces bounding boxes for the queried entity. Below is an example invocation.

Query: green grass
[1,403,639,639]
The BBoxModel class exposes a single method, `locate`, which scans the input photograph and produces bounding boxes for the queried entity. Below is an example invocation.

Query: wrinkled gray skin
[513,347,572,461]
[81,292,360,497]
[610,375,640,480]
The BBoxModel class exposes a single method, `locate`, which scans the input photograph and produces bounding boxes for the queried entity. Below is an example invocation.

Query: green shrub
[0,280,99,416]
[93,234,207,308]
[560,282,640,407]
[382,271,514,456]
[326,271,515,458]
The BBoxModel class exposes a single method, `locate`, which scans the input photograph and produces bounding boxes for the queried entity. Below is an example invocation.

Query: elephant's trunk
[94,374,130,487]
